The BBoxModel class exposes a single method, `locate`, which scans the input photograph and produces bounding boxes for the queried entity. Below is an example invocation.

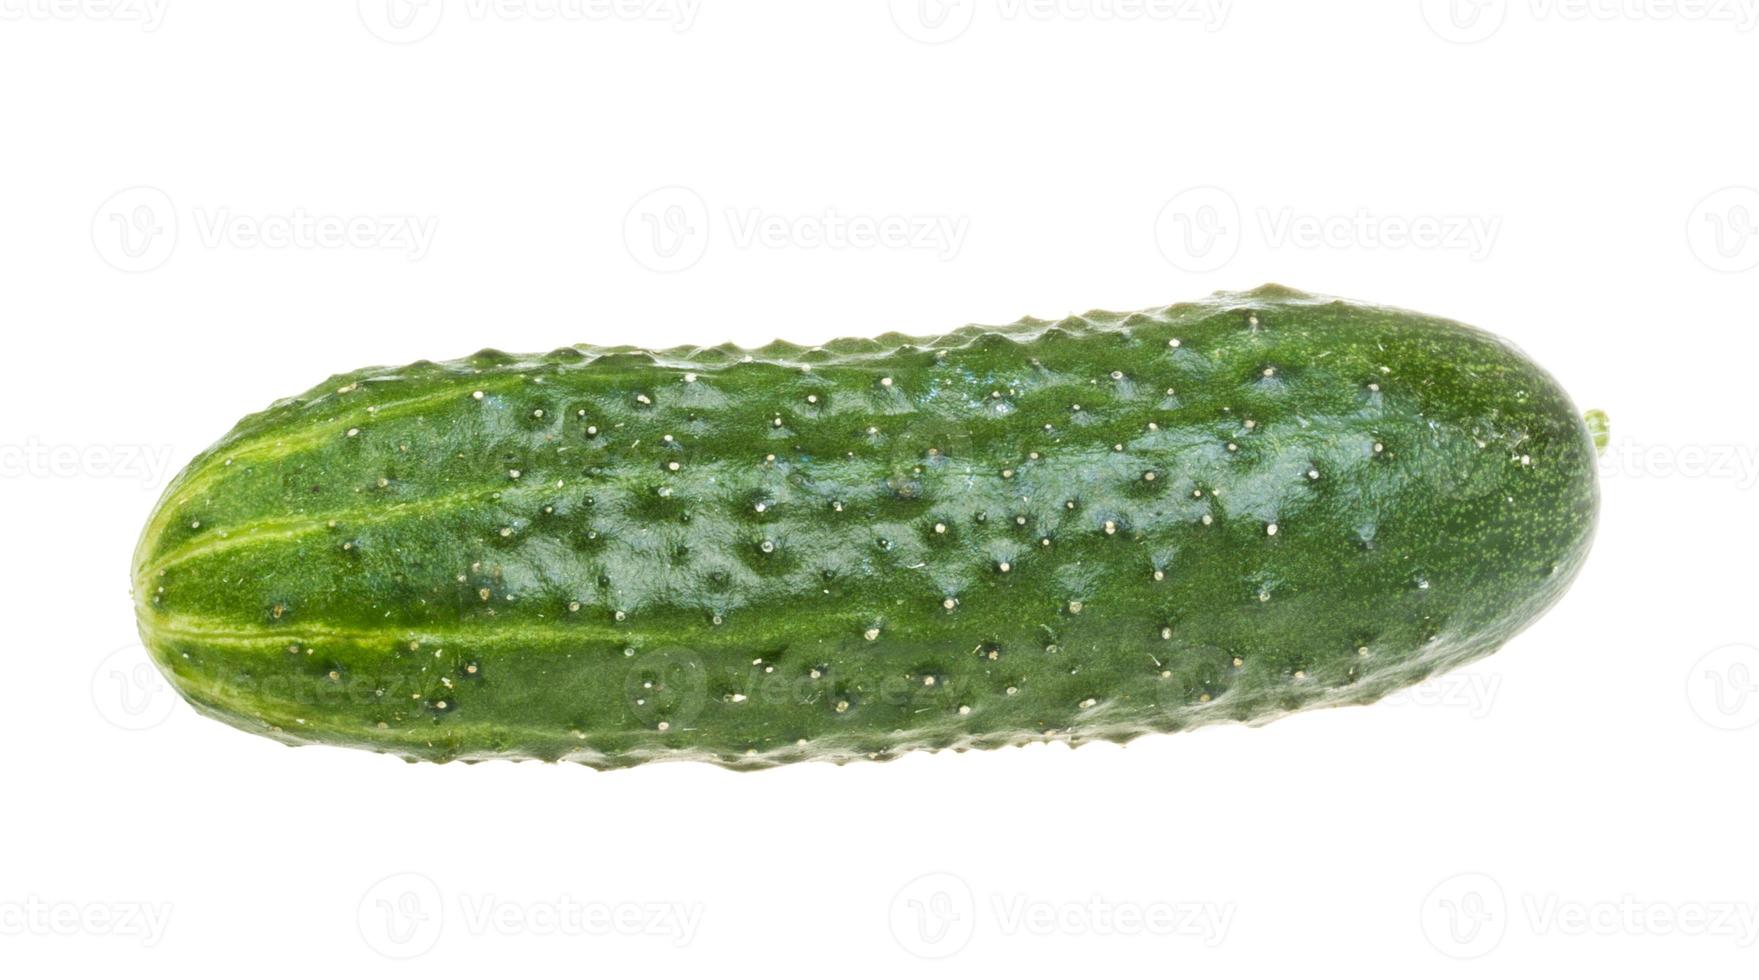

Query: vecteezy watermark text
[1421,872,1759,958]
[624,186,969,273]
[2,439,176,487]
[1153,187,1500,272]
[888,0,1231,44]
[358,0,701,43]
[889,871,1233,959]
[1598,438,1759,490]
[0,0,168,28]
[357,872,702,958]
[0,897,172,947]
[190,207,437,259]
[1423,0,1759,43]
[92,186,438,272]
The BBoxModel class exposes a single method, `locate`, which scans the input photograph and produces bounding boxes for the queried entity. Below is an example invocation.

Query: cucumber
[131,285,1600,768]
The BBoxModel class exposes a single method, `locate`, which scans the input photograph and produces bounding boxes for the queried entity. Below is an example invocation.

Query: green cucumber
[131,285,1600,768]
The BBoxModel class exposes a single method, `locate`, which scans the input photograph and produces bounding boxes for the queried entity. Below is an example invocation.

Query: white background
[3,1,1757,975]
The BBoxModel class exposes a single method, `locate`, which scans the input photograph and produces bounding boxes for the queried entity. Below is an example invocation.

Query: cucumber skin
[131,285,1599,769]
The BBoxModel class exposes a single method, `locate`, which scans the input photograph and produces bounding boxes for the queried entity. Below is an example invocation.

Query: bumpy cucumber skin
[132,286,1599,769]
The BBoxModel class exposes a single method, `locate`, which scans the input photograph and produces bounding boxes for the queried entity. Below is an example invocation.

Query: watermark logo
[1421,872,1508,959]
[0,897,172,947]
[1421,0,1508,42]
[623,186,970,272]
[624,645,710,731]
[890,0,978,42]
[1688,187,1759,273]
[358,0,444,42]
[1687,643,1759,730]
[358,872,445,959]
[886,412,978,500]
[0,0,169,29]
[92,186,177,273]
[889,872,977,959]
[1153,186,1241,273]
[1151,641,1232,722]
[624,186,711,273]
[91,644,178,732]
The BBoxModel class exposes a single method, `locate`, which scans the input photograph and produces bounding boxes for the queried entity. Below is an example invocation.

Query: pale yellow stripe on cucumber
[144,377,531,548]
[140,485,507,579]
[141,611,630,651]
